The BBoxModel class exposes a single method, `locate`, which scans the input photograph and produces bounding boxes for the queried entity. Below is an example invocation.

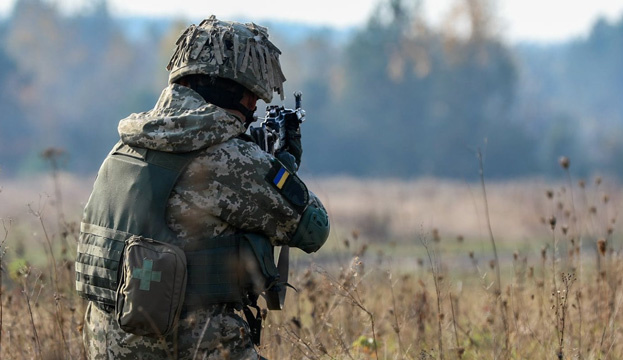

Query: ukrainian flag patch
[266,160,309,213]
[273,167,290,189]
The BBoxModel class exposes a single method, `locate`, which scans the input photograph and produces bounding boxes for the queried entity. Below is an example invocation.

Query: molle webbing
[75,143,197,307]
[75,223,127,304]
[184,235,245,308]
[184,233,280,311]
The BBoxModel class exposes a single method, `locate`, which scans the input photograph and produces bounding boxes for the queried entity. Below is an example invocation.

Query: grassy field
[0,170,622,359]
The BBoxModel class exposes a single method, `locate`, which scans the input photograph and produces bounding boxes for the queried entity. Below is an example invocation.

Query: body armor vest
[75,143,278,311]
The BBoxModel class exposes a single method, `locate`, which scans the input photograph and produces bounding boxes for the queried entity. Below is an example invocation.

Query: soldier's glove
[275,151,298,173]
[283,112,302,167]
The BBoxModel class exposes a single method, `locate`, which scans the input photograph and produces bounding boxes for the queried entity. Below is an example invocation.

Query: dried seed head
[603,194,610,204]
[290,317,302,329]
[541,247,547,260]
[578,179,585,188]
[432,228,441,242]
[597,238,607,256]
[469,251,474,259]
[559,156,570,169]
[549,216,557,230]
[561,225,568,235]
[546,190,554,199]
[589,206,597,215]
[595,176,602,185]
[608,226,614,235]
[489,260,496,269]
[456,235,464,243]
[41,147,66,160]
[513,251,518,261]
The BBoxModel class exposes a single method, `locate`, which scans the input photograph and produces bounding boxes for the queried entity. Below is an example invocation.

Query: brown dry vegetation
[1,170,623,359]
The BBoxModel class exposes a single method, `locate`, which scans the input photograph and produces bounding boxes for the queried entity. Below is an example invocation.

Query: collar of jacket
[118,83,246,153]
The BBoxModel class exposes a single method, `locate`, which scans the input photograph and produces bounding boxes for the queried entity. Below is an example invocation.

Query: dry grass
[1,172,623,359]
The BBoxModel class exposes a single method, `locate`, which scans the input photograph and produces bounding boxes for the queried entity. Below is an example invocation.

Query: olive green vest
[75,143,277,310]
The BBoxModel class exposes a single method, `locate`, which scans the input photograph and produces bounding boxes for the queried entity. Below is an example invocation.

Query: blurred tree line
[0,0,622,179]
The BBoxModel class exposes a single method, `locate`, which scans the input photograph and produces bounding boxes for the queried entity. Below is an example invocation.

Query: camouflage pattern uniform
[82,84,319,359]
[84,303,255,359]
[82,16,327,359]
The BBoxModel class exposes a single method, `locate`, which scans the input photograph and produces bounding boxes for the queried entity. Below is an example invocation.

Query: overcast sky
[1,0,622,43]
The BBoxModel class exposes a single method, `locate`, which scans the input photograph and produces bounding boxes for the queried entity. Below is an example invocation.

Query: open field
[1,172,623,359]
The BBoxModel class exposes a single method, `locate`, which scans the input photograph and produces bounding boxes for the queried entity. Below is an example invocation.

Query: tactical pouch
[241,234,280,293]
[183,234,280,308]
[116,235,187,337]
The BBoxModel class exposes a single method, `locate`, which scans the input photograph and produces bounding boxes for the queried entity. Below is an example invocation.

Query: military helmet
[166,15,286,103]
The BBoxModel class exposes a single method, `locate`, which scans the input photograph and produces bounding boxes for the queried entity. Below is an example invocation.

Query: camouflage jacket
[117,83,302,245]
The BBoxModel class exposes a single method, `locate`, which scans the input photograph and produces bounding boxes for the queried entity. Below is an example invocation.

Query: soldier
[75,16,329,359]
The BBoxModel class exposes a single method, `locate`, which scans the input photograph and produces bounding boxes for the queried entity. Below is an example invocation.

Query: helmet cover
[166,15,286,103]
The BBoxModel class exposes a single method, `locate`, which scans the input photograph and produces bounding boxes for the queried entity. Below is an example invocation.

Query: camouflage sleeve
[168,138,304,246]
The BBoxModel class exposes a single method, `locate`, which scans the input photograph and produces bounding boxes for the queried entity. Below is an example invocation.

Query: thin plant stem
[421,234,444,360]
[28,202,59,292]
[388,271,404,360]
[477,149,509,357]
[22,271,43,360]
[562,165,582,359]
[0,218,10,357]
[450,293,463,358]
[42,148,69,252]
[28,203,70,356]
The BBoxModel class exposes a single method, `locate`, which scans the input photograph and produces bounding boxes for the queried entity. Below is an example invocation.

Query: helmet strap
[232,103,257,128]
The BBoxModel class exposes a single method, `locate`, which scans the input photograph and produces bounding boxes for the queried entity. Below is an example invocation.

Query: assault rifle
[249,92,305,311]
[249,91,305,155]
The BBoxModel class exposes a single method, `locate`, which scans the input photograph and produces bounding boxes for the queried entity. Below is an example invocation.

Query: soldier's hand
[283,112,302,166]
[275,150,298,173]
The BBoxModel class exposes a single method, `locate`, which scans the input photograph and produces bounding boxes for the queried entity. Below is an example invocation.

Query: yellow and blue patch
[266,160,309,213]
[273,167,290,189]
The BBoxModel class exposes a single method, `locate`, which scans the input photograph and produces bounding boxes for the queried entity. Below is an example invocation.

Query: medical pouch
[116,235,187,337]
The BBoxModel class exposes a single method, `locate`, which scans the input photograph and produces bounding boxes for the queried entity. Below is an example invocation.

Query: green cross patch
[132,258,162,291]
